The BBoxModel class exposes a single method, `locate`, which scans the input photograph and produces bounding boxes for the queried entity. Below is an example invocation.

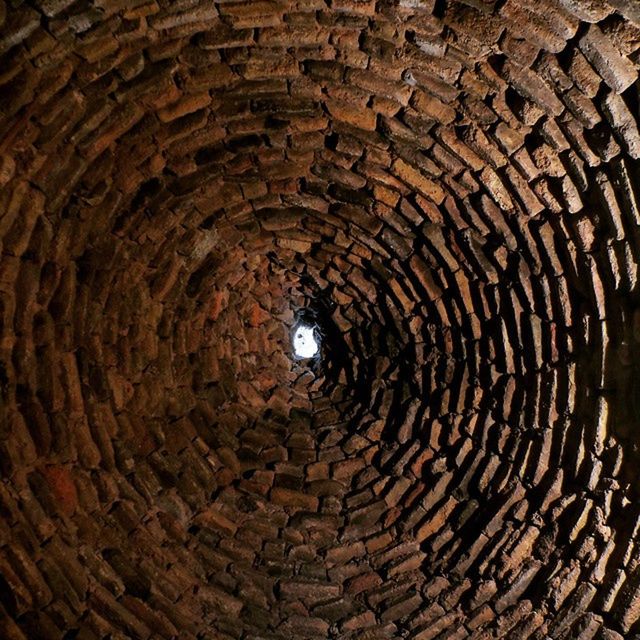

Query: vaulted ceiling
[1,1,640,638]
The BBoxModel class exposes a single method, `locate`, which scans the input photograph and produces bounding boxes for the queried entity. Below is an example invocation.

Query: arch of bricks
[1,1,640,638]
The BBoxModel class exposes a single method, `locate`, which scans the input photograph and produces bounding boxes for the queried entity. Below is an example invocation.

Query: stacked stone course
[1,0,640,638]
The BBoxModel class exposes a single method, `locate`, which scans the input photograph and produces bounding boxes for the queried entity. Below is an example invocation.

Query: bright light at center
[293,324,319,359]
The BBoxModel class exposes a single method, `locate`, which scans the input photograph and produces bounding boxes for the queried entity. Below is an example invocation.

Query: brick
[33,0,76,17]
[0,153,15,186]
[271,487,319,510]
[280,579,341,603]
[555,0,612,22]
[607,0,640,27]
[40,466,78,516]
[342,609,376,630]
[0,7,40,55]
[393,158,445,204]
[149,6,219,31]
[380,592,422,622]
[501,1,576,53]
[325,98,378,130]
[157,92,211,123]
[579,24,637,94]
[603,91,640,159]
[501,60,564,117]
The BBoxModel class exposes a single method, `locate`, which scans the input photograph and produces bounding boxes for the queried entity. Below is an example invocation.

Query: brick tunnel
[1,0,640,638]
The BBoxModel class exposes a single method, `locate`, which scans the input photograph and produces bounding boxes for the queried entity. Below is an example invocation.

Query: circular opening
[292,322,320,359]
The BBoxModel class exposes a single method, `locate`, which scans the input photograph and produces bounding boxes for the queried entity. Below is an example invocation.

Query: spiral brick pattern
[1,1,640,638]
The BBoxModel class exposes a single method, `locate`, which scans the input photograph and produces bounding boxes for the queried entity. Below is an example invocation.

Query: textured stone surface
[0,1,640,639]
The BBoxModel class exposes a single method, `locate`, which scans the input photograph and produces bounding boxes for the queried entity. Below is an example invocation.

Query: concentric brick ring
[1,1,640,638]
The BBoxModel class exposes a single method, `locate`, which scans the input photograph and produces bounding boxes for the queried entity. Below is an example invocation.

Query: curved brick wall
[1,1,640,638]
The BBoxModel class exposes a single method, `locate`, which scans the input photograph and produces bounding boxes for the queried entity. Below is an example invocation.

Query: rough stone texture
[0,1,640,639]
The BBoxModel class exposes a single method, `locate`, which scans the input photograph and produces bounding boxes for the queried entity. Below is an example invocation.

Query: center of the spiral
[292,322,319,359]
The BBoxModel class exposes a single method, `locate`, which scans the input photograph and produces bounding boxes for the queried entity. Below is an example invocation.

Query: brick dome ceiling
[2,0,640,638]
